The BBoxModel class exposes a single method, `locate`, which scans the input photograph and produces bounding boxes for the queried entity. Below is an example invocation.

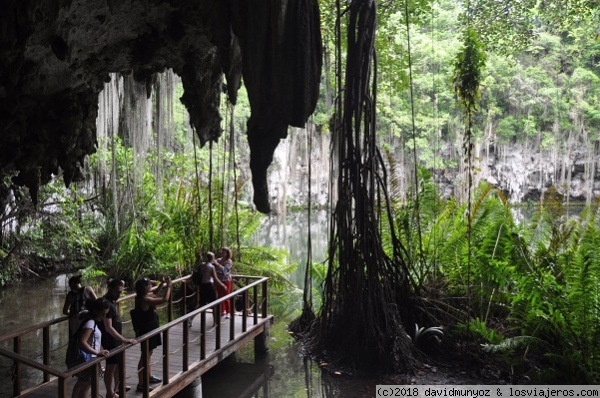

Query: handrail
[0,274,270,398]
[0,316,69,343]
[140,276,269,336]
[0,275,261,342]
[0,347,68,378]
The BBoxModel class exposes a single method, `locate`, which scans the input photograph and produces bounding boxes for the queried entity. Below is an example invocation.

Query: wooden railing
[0,275,270,398]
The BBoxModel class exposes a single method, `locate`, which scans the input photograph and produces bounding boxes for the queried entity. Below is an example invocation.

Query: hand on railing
[97,349,110,358]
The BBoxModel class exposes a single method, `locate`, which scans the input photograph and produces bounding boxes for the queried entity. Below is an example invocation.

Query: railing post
[262,279,268,318]
[183,281,188,315]
[91,362,100,397]
[253,285,258,324]
[43,325,50,382]
[183,317,189,371]
[141,340,150,398]
[163,329,170,384]
[118,350,126,398]
[242,289,248,332]
[200,312,206,360]
[58,376,68,398]
[13,336,21,397]
[196,285,200,312]
[215,307,221,350]
[168,291,173,322]
[229,296,235,341]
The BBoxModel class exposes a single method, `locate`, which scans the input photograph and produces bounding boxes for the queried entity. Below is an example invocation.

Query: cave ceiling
[0,0,322,213]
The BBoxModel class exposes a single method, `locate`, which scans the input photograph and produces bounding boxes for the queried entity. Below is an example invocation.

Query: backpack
[130,308,142,334]
[65,316,96,369]
[191,268,203,286]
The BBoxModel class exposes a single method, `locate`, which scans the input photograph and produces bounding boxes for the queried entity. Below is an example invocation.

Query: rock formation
[0,0,322,213]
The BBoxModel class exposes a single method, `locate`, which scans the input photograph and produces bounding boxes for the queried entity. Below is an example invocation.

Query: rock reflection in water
[191,341,376,398]
[251,210,329,289]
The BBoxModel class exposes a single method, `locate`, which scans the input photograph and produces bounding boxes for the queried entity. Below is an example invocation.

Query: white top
[82,319,101,357]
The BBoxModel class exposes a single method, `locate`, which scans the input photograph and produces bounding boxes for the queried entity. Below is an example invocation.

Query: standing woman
[196,250,226,325]
[216,247,233,318]
[133,276,172,392]
[71,298,110,398]
[100,279,137,398]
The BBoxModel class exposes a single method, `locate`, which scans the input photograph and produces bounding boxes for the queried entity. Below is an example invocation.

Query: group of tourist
[63,246,234,398]
[192,247,234,324]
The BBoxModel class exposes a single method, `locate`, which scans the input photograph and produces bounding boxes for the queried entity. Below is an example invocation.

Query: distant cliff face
[0,0,322,213]
[476,142,600,203]
[265,130,600,211]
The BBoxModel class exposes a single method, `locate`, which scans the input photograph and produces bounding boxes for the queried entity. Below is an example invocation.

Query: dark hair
[107,278,125,290]
[86,298,110,318]
[221,247,232,260]
[135,278,150,298]
[68,275,83,287]
[205,252,215,262]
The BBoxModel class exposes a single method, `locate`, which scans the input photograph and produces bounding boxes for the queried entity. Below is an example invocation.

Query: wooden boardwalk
[0,276,272,398]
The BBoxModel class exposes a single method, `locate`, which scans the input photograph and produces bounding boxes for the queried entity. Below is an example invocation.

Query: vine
[451,26,487,328]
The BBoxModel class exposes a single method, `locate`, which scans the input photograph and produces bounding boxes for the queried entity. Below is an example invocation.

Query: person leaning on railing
[71,298,110,398]
[132,276,172,393]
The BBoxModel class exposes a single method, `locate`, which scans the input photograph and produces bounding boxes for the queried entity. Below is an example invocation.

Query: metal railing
[0,275,270,398]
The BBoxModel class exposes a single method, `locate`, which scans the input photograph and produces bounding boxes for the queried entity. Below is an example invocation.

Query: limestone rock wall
[0,0,322,213]
[266,132,600,210]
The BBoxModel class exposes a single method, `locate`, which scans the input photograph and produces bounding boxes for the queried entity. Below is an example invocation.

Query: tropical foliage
[394,173,600,382]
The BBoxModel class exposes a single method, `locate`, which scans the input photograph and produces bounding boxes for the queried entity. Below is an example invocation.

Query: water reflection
[0,274,72,397]
[194,340,376,398]
[251,210,330,289]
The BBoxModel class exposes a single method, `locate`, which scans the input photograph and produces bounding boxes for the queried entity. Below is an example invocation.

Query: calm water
[0,210,381,398]
[0,274,73,397]
[250,210,330,289]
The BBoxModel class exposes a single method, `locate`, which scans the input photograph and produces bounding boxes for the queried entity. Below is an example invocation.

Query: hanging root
[296,0,416,375]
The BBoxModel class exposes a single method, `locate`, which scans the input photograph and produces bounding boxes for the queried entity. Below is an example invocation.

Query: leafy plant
[413,323,444,348]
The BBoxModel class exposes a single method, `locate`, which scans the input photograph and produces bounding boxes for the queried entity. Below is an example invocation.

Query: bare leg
[104,363,117,398]
[113,365,122,394]
[137,351,153,386]
[71,379,90,398]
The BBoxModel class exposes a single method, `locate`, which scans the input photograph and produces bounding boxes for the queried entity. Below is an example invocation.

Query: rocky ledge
[0,0,322,213]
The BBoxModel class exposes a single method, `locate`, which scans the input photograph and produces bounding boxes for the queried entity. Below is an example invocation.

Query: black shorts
[103,341,122,365]
[105,351,121,365]
[199,283,217,305]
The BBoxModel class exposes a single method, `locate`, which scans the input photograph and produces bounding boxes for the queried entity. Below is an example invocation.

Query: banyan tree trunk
[301,0,414,374]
